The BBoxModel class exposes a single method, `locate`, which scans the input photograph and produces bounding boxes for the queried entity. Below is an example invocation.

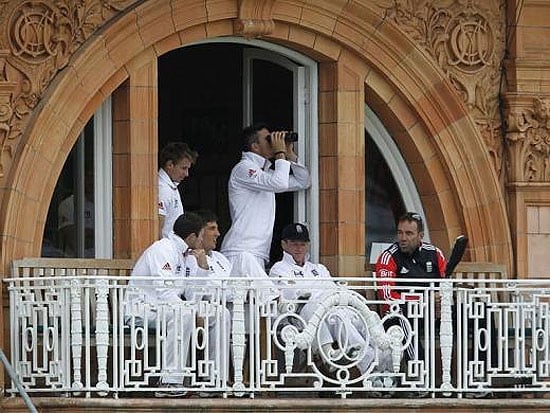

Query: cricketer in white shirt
[158,168,184,239]
[125,213,218,386]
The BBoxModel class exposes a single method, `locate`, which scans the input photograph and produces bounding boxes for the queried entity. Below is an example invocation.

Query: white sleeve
[287,161,311,192]
[183,255,219,300]
[158,183,170,217]
[231,159,291,193]
[146,251,185,304]
[318,264,340,290]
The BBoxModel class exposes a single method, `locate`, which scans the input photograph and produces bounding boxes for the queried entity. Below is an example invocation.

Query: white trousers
[136,305,194,385]
[224,251,279,335]
[205,306,231,383]
[132,304,232,385]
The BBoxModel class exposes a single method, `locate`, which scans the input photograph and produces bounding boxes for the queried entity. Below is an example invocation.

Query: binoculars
[267,131,298,143]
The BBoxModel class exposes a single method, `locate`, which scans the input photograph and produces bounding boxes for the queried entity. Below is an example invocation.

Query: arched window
[41,98,112,258]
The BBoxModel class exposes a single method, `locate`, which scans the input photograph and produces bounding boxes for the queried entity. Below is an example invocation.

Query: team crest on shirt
[248,168,257,178]
[162,262,171,271]
[426,261,433,272]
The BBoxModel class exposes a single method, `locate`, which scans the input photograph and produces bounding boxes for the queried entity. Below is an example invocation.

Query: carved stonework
[0,0,138,178]
[235,0,275,38]
[381,0,506,179]
[506,97,550,182]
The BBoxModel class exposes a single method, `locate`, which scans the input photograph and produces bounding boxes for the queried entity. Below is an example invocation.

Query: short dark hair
[159,142,198,168]
[172,212,205,240]
[398,212,424,232]
[194,209,218,224]
[242,122,270,151]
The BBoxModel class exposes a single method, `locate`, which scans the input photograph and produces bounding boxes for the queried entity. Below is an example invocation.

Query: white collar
[242,151,271,169]
[168,232,190,253]
[282,250,310,267]
[159,168,178,189]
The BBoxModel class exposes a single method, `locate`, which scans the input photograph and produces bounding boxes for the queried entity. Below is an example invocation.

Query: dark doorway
[158,43,295,265]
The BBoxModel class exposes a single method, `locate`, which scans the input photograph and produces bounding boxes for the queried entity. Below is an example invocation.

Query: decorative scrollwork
[276,290,404,386]
[0,0,138,178]
[9,2,57,63]
[506,97,550,182]
[443,10,494,74]
[383,0,506,177]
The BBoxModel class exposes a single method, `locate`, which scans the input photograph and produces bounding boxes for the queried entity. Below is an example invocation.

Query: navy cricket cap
[281,223,310,242]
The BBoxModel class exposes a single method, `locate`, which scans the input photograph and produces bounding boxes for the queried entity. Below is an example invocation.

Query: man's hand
[298,291,311,300]
[286,141,298,162]
[189,248,209,270]
[270,131,287,158]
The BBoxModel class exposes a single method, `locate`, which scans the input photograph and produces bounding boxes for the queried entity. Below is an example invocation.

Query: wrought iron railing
[3,275,549,398]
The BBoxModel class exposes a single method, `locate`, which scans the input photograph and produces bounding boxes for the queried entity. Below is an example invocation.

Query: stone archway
[0,0,512,274]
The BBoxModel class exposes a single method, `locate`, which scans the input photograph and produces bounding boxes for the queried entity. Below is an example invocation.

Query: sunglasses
[404,212,423,223]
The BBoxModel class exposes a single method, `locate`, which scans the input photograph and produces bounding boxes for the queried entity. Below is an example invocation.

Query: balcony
[1,258,549,412]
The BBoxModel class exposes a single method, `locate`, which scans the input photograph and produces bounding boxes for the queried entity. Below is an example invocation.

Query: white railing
[3,276,550,398]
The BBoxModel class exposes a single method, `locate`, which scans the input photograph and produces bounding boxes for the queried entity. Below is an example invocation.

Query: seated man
[184,210,232,388]
[375,212,446,363]
[124,212,220,397]
[269,223,377,375]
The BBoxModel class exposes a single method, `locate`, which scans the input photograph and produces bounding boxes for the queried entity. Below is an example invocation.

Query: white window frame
[191,38,319,261]
[365,105,430,240]
[93,97,113,258]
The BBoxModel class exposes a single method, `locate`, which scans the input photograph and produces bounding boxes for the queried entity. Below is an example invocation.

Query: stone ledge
[2,396,549,413]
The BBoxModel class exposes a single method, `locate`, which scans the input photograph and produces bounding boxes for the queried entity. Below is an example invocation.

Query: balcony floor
[2,395,550,413]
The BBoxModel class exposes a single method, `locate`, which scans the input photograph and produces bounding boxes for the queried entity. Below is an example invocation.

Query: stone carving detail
[506,98,550,182]
[0,0,137,177]
[235,0,275,38]
[382,0,506,179]
[9,2,57,63]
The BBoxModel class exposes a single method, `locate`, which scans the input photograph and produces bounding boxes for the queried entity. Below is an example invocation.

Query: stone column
[504,95,550,279]
[318,51,368,276]
[112,54,158,258]
[503,0,550,279]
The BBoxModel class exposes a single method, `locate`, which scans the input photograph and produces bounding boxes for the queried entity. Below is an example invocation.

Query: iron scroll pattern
[271,289,405,391]
[0,0,138,177]
[455,283,550,390]
[6,275,550,396]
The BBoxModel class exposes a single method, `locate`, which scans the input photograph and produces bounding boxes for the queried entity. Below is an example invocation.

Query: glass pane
[41,119,95,257]
[365,131,406,256]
